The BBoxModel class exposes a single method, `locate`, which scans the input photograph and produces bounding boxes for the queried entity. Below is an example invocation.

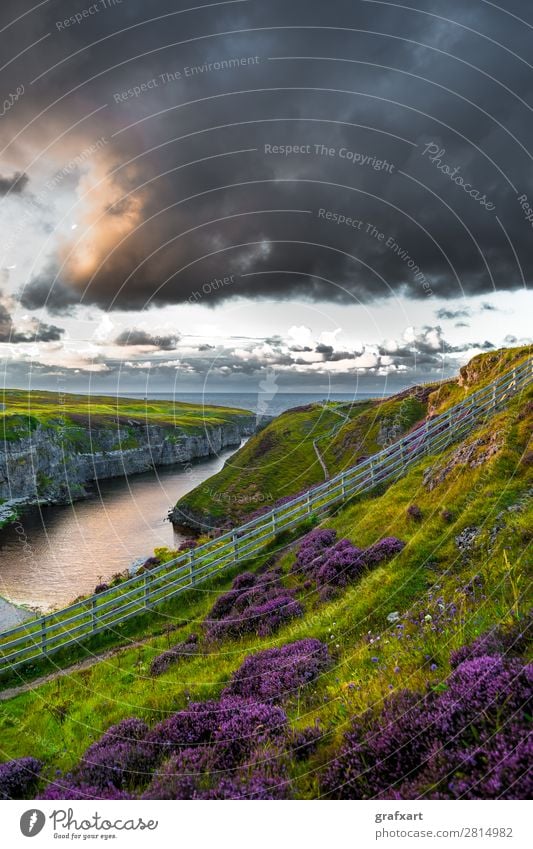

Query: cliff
[0,404,256,525]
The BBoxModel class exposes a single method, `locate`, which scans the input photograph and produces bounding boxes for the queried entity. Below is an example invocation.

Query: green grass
[1,377,531,794]
[427,344,531,415]
[174,392,435,526]
[175,345,531,529]
[0,387,254,438]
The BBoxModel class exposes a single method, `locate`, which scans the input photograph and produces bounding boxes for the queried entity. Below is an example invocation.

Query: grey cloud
[0,172,28,196]
[435,308,471,320]
[4,0,533,313]
[0,300,64,343]
[114,329,179,349]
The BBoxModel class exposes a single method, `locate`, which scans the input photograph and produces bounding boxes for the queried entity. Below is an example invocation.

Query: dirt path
[313,439,329,479]
[0,636,149,702]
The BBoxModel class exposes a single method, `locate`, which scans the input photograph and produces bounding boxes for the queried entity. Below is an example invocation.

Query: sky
[0,0,531,395]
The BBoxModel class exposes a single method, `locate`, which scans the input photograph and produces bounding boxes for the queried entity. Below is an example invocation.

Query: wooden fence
[0,356,531,674]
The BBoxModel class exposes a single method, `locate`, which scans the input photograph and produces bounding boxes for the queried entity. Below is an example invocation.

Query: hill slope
[0,347,531,800]
[171,345,531,532]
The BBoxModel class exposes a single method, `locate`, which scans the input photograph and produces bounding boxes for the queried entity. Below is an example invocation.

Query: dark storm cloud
[3,0,533,311]
[0,172,28,195]
[114,329,179,349]
[0,300,64,342]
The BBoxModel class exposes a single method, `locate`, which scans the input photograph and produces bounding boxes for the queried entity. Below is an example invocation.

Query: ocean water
[124,391,383,417]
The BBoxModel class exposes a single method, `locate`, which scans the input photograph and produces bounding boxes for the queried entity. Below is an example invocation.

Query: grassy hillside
[427,344,531,417]
[174,346,531,531]
[0,349,530,800]
[173,391,437,528]
[0,388,253,442]
[171,400,375,526]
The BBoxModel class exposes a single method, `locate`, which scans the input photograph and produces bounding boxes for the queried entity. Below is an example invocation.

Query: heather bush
[292,722,323,761]
[142,747,212,799]
[292,527,404,594]
[149,634,198,677]
[40,779,133,800]
[75,718,150,790]
[145,700,224,765]
[407,504,423,521]
[94,582,109,594]
[204,569,301,640]
[450,614,532,668]
[206,753,290,799]
[0,757,42,799]
[143,698,289,799]
[362,537,405,567]
[140,556,160,572]
[321,653,532,799]
[144,744,290,800]
[224,639,331,703]
[213,698,288,768]
[296,529,337,567]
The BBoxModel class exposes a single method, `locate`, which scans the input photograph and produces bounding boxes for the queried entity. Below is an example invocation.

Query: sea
[123,391,386,416]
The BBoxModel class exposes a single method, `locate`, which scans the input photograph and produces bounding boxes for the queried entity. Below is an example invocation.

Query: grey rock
[0,417,256,519]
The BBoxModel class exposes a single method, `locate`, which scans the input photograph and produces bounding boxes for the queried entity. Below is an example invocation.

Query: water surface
[0,446,240,612]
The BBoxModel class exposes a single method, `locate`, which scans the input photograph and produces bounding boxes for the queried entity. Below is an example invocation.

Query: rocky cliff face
[0,418,256,521]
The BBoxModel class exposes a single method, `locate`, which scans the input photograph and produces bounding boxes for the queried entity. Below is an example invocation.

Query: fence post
[306,492,311,514]
[189,550,196,585]
[369,459,375,485]
[341,473,346,498]
[144,573,151,608]
[41,617,47,656]
[91,598,97,633]
[232,531,239,560]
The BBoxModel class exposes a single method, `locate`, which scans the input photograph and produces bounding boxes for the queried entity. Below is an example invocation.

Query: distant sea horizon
[119,390,390,416]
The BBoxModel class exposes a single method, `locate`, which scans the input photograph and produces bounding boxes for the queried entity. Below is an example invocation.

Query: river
[0,444,241,613]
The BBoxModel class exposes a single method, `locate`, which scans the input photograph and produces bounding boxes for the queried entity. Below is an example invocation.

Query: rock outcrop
[0,418,256,519]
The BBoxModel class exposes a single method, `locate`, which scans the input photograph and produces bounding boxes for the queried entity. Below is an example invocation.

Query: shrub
[0,757,42,799]
[223,639,331,702]
[450,614,532,668]
[40,779,133,800]
[204,570,301,641]
[75,718,149,790]
[142,747,212,800]
[149,634,199,677]
[143,698,289,799]
[362,537,405,566]
[94,582,109,594]
[321,653,533,799]
[292,722,323,761]
[292,528,404,594]
[407,504,423,521]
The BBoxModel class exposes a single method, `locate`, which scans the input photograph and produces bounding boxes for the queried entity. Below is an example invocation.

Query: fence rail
[1,356,531,674]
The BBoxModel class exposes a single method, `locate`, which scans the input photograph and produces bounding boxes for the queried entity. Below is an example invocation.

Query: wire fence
[0,356,531,673]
